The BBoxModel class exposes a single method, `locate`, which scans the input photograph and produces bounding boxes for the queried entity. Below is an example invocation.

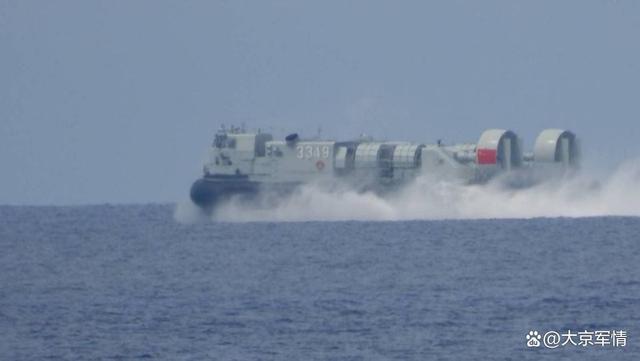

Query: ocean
[0,204,638,360]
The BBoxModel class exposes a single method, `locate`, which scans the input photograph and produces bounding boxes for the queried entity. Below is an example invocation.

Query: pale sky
[2,0,639,205]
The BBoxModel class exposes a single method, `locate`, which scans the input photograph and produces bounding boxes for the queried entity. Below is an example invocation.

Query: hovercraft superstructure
[190,126,579,209]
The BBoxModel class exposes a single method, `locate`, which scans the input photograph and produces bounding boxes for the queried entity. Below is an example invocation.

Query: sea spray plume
[399,160,640,219]
[173,199,210,224]
[212,183,395,222]
[175,158,640,223]
[596,158,640,215]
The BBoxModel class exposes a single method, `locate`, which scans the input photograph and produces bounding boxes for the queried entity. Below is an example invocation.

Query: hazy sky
[2,0,639,205]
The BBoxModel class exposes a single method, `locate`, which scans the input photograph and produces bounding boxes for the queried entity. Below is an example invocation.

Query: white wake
[174,158,640,223]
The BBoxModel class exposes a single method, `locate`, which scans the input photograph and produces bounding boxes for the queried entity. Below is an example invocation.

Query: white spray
[174,158,640,223]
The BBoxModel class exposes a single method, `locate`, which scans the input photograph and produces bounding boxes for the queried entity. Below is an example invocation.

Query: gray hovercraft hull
[189,176,300,209]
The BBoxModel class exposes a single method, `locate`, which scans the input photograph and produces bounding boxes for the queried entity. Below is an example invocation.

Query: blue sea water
[0,204,639,360]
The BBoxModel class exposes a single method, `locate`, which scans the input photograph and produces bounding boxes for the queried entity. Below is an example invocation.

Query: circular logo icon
[315,160,325,171]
